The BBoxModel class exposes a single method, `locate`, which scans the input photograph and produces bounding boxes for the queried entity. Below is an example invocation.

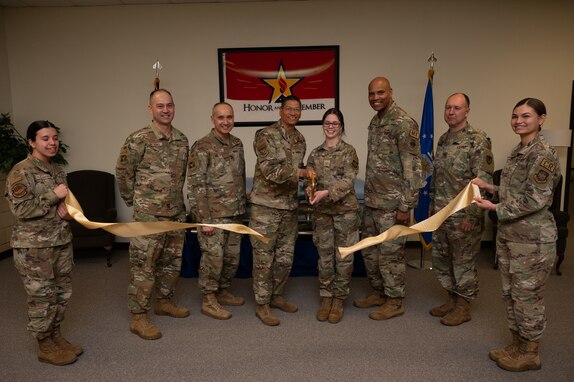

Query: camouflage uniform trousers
[13,243,73,339]
[431,216,481,300]
[361,206,407,298]
[249,204,298,304]
[313,211,359,299]
[497,237,555,341]
[128,229,185,313]
[197,216,243,294]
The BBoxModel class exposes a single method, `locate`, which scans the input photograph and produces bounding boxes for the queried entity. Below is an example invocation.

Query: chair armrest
[552,210,570,227]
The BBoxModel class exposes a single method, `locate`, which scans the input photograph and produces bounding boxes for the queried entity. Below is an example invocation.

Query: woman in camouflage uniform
[306,109,360,323]
[6,121,81,366]
[474,98,560,372]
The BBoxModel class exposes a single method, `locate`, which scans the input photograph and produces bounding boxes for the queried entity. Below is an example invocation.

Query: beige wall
[0,7,11,112]
[2,0,574,240]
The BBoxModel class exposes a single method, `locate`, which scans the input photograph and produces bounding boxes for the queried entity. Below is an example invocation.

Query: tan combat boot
[130,313,162,340]
[328,298,344,324]
[429,292,457,317]
[52,327,83,356]
[216,289,245,306]
[201,293,232,320]
[440,297,471,326]
[155,298,190,318]
[270,295,298,313]
[489,330,520,362]
[368,298,404,320]
[256,304,280,326]
[497,338,541,372]
[353,290,386,309]
[37,337,77,366]
[316,297,333,322]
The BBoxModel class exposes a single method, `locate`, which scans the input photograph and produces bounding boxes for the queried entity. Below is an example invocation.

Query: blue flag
[414,72,434,250]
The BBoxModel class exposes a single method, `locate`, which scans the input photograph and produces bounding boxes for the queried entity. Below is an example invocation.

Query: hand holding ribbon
[338,182,481,258]
[65,191,269,244]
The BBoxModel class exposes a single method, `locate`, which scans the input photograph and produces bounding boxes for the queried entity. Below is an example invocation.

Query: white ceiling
[0,0,296,7]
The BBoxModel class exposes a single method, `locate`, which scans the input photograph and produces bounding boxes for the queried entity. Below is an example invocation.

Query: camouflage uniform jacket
[187,129,246,222]
[116,123,189,219]
[5,155,72,248]
[431,123,494,223]
[497,135,559,243]
[307,139,360,215]
[250,121,306,211]
[364,101,423,212]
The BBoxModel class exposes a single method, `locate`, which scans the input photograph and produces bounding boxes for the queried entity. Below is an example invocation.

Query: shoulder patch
[409,129,420,140]
[539,157,556,173]
[255,138,269,157]
[533,169,550,184]
[11,183,28,198]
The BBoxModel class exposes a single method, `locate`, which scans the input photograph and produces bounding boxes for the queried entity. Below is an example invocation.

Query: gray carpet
[1,239,573,381]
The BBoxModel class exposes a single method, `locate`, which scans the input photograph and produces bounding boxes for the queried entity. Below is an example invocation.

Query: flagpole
[408,52,436,271]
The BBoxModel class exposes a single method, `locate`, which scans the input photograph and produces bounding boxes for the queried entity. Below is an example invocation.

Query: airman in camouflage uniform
[187,102,246,321]
[354,77,422,321]
[116,89,189,340]
[6,120,80,366]
[474,98,559,372]
[306,108,360,324]
[249,95,315,326]
[430,93,494,326]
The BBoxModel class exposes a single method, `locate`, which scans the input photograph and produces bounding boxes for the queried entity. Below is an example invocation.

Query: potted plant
[0,113,68,173]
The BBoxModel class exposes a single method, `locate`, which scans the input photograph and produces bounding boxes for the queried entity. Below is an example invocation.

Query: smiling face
[148,90,175,128]
[279,99,302,129]
[368,77,393,115]
[211,103,234,139]
[511,104,545,143]
[322,113,343,142]
[29,127,59,162]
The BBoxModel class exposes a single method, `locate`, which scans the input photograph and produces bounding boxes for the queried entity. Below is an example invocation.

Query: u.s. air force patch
[11,183,28,198]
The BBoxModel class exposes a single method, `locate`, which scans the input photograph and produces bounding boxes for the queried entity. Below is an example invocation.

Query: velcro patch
[533,169,550,184]
[256,139,269,157]
[409,129,420,140]
[11,183,28,198]
[539,157,555,173]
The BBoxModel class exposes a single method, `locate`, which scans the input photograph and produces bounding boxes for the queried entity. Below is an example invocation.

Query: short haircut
[149,88,173,102]
[212,101,233,114]
[281,95,301,108]
[448,92,470,107]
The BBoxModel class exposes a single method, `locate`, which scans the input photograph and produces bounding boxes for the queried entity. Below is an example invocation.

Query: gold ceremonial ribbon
[65,191,270,244]
[338,182,481,258]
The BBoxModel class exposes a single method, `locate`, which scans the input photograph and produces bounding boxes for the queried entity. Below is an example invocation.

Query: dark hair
[322,108,345,134]
[281,95,301,108]
[513,97,546,116]
[26,120,57,142]
[149,88,173,102]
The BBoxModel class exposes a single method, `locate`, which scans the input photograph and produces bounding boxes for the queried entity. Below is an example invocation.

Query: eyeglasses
[282,107,301,113]
[323,121,341,127]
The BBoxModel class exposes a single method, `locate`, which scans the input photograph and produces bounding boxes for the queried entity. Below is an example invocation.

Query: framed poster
[218,45,339,126]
